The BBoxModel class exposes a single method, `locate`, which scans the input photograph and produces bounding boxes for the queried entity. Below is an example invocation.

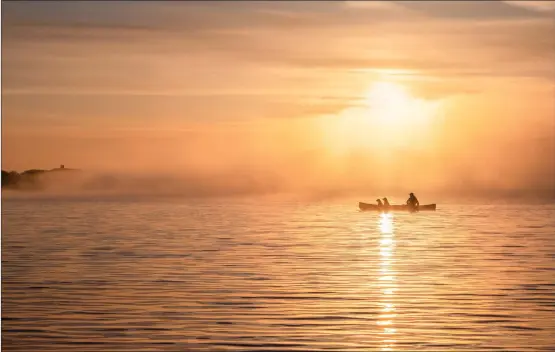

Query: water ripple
[2,199,555,351]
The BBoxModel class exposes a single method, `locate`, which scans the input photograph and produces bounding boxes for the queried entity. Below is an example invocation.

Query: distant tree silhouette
[1,170,9,187]
[1,166,79,189]
[2,170,22,188]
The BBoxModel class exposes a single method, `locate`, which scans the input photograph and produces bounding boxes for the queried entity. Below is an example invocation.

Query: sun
[364,81,413,127]
[365,81,409,106]
[322,80,442,153]
[363,81,439,133]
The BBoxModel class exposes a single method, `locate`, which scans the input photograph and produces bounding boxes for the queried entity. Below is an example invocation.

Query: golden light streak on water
[378,213,397,351]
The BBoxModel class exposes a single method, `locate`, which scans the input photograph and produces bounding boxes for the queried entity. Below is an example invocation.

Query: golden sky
[2,1,554,196]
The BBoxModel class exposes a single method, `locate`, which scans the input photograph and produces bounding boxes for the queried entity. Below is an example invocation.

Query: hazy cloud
[393,1,553,20]
[504,1,555,12]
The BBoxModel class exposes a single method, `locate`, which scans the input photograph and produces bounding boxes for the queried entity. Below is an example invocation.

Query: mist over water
[2,153,554,203]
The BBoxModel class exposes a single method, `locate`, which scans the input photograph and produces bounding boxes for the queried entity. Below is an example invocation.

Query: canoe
[359,202,436,212]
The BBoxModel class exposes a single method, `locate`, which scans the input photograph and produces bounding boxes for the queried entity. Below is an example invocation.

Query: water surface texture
[2,198,555,351]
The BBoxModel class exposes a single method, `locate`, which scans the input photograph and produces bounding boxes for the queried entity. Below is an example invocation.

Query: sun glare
[365,82,412,126]
[364,81,441,134]
[323,80,442,153]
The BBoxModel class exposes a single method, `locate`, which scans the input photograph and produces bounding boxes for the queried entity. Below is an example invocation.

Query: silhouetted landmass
[1,165,80,190]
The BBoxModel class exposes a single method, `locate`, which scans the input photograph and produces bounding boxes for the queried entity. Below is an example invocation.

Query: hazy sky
[2,1,554,196]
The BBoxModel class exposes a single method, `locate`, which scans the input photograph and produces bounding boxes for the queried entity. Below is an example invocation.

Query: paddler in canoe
[406,192,420,211]
[359,195,435,211]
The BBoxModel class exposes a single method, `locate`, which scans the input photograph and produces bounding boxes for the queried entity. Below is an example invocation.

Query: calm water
[2,197,555,351]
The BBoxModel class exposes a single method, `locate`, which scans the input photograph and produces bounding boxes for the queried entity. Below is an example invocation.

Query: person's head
[382,197,387,200]
[410,193,414,196]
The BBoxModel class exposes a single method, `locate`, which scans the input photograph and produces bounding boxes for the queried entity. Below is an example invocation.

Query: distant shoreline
[1,166,80,189]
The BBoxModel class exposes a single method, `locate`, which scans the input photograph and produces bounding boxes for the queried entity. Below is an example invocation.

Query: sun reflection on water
[379,213,393,234]
[378,213,397,351]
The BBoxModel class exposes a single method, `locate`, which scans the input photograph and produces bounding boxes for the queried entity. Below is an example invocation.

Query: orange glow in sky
[2,1,554,198]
